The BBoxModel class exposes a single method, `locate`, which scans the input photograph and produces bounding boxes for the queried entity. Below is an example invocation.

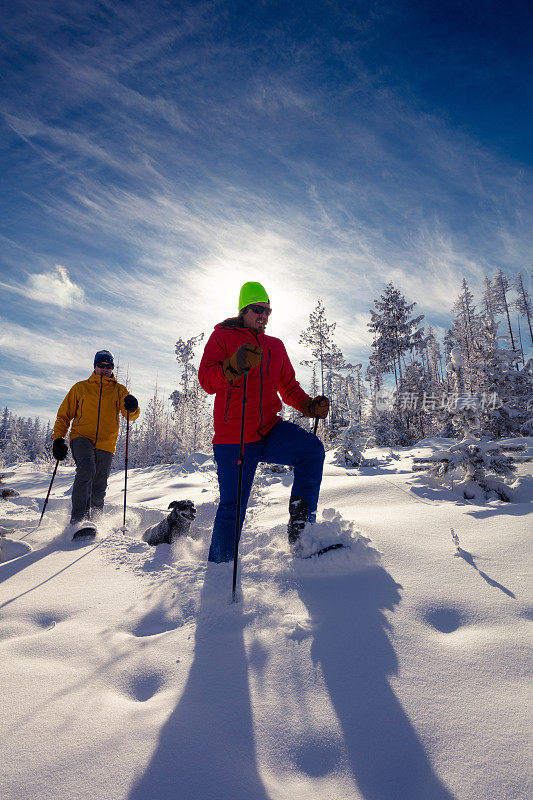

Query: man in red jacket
[199,281,329,563]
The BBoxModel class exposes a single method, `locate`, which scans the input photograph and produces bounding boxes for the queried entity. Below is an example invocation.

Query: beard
[239,313,268,333]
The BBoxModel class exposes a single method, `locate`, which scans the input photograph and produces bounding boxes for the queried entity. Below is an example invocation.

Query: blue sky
[1,0,532,422]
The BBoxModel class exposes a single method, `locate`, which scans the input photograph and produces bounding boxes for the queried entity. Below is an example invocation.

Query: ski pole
[232,370,249,602]
[38,459,59,527]
[122,411,130,529]
[312,395,328,436]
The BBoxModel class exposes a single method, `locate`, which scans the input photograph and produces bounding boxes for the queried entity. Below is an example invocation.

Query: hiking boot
[287,497,309,547]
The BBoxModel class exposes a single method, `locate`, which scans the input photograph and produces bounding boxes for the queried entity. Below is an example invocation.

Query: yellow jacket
[53,372,140,454]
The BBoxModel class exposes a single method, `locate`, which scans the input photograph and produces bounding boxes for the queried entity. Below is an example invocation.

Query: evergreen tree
[333,420,376,468]
[472,317,532,437]
[174,334,205,400]
[481,276,496,317]
[367,283,425,444]
[425,326,445,385]
[323,344,351,437]
[513,272,533,346]
[451,278,479,371]
[367,282,424,388]
[444,347,481,437]
[299,299,337,394]
[130,383,173,466]
[171,332,210,458]
[413,439,530,502]
[344,364,365,422]
[0,407,10,453]
[310,364,319,398]
[492,269,518,364]
[3,415,27,465]
[397,360,437,442]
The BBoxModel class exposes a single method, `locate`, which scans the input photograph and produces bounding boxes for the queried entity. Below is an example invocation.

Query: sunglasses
[247,305,272,316]
[96,363,113,369]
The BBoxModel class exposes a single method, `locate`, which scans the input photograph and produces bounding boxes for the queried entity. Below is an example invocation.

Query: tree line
[1,267,531,468]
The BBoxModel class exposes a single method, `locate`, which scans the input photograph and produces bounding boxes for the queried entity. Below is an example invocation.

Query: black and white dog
[142,500,197,546]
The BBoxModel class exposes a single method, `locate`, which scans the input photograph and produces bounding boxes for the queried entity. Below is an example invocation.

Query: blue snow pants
[209,419,325,563]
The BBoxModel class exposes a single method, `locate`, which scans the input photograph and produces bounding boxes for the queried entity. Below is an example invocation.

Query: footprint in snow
[292,738,342,777]
[423,606,466,634]
[125,672,165,703]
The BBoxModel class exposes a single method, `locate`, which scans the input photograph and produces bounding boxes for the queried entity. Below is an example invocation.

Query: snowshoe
[303,542,346,559]
[72,522,97,541]
[289,499,349,559]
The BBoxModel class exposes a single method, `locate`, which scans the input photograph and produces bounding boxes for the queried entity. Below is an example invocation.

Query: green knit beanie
[238,281,270,310]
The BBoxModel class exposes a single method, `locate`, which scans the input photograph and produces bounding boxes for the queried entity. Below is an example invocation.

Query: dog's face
[168,500,196,525]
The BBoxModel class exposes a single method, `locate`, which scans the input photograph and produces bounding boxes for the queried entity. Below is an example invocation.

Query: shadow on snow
[127,563,272,800]
[296,566,458,800]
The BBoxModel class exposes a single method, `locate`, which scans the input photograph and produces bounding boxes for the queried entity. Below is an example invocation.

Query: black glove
[52,438,68,461]
[124,394,138,412]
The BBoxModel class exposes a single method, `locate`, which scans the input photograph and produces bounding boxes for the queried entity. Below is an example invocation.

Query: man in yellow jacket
[52,350,140,528]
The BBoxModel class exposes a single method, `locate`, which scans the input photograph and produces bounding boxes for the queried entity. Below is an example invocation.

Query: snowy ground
[1,440,532,800]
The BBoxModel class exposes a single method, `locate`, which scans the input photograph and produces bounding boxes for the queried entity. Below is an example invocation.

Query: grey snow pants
[70,437,114,524]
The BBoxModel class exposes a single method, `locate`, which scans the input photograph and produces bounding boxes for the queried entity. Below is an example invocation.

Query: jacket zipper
[266,349,271,376]
[251,330,264,432]
[259,352,264,430]
[224,387,232,422]
[94,376,103,447]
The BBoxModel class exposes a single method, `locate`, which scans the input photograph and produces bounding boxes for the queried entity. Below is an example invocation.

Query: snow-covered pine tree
[175,334,204,400]
[366,385,397,446]
[444,347,481,437]
[482,276,497,317]
[467,316,531,437]
[135,382,174,466]
[344,363,365,422]
[412,439,531,502]
[397,359,437,442]
[416,340,532,501]
[171,332,210,459]
[492,269,519,367]
[0,407,10,456]
[42,421,54,462]
[424,326,445,385]
[25,418,42,461]
[513,271,533,347]
[299,298,337,395]
[332,420,376,468]
[367,283,425,444]
[309,364,319,398]
[442,328,455,392]
[367,282,425,389]
[450,278,481,382]
[2,415,27,465]
[323,343,351,438]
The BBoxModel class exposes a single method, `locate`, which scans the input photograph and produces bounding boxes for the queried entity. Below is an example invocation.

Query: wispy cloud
[1,265,85,310]
[27,265,85,307]
[1,0,531,421]
[0,317,90,368]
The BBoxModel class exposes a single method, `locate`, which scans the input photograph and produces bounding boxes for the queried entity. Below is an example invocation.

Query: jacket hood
[216,317,244,329]
[215,317,266,338]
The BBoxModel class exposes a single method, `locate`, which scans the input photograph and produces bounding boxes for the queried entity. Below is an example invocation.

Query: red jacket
[199,319,310,444]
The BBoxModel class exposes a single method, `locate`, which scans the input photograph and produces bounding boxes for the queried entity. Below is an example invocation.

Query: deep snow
[1,440,532,800]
